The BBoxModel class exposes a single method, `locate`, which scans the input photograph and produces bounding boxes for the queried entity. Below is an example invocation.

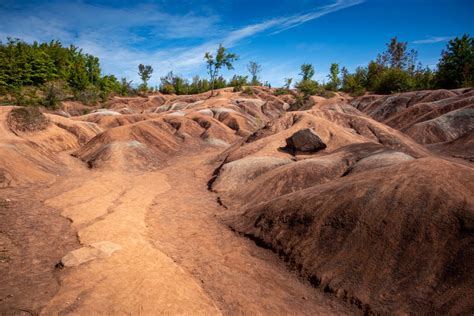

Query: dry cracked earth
[0,87,473,315]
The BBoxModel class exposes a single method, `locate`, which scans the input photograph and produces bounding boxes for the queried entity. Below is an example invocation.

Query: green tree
[68,57,89,91]
[228,75,248,92]
[296,79,319,96]
[341,67,366,96]
[0,38,130,102]
[376,37,417,72]
[327,63,340,91]
[436,34,474,88]
[138,64,153,89]
[299,63,315,81]
[413,66,435,90]
[296,63,319,97]
[204,45,238,96]
[366,61,385,91]
[247,61,262,85]
[375,68,413,94]
[85,55,101,85]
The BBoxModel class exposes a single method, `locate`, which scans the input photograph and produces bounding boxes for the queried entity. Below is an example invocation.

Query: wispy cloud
[413,36,452,44]
[0,0,364,85]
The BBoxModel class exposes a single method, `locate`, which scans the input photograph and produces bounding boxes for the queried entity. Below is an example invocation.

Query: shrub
[288,94,306,111]
[342,75,365,95]
[319,90,336,99]
[242,86,254,95]
[229,75,248,92]
[74,86,100,105]
[42,81,67,109]
[375,68,413,94]
[138,83,149,94]
[13,86,43,106]
[7,107,49,132]
[160,84,175,94]
[350,86,366,97]
[296,79,319,96]
[274,88,291,96]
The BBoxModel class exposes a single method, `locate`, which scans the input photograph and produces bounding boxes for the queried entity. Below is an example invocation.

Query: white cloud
[413,36,452,44]
[0,0,364,86]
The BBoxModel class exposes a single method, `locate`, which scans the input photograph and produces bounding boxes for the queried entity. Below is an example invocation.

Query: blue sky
[1,0,472,86]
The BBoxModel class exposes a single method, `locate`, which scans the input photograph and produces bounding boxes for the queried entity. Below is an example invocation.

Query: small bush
[13,87,42,107]
[274,88,291,96]
[242,86,254,95]
[42,81,67,109]
[295,79,319,96]
[8,107,49,132]
[350,87,366,97]
[319,90,336,99]
[375,68,413,94]
[288,94,307,111]
[160,84,175,94]
[74,86,101,105]
[229,75,248,92]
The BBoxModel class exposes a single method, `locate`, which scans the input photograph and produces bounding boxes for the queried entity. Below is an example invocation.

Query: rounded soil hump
[8,107,49,132]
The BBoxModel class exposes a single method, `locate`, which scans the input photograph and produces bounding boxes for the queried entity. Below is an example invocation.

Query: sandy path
[147,148,353,315]
[4,147,353,315]
[40,155,220,315]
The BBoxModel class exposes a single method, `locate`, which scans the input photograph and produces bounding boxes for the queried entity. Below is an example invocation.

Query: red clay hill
[1,87,473,315]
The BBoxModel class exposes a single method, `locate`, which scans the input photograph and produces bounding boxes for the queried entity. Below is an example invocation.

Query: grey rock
[285,128,326,153]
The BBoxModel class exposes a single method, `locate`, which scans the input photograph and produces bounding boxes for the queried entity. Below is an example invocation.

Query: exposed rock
[60,241,121,267]
[284,128,326,154]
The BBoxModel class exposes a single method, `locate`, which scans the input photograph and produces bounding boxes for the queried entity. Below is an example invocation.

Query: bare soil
[0,147,355,315]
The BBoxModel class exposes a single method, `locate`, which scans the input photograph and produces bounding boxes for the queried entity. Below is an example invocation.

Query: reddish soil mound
[428,132,474,162]
[226,157,474,314]
[352,89,474,159]
[220,105,428,164]
[0,107,101,187]
[74,112,158,129]
[71,88,290,170]
[210,91,473,314]
[1,88,472,314]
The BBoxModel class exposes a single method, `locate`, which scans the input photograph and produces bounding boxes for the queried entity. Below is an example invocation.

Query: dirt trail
[147,148,353,315]
[2,146,354,315]
[39,153,219,315]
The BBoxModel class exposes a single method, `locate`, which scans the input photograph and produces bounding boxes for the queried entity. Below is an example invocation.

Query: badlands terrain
[0,87,473,315]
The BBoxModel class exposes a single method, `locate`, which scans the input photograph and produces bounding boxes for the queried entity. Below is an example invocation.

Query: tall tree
[376,37,417,72]
[85,55,101,85]
[299,63,315,81]
[247,61,262,85]
[327,63,340,91]
[138,64,153,88]
[436,34,474,88]
[204,45,238,96]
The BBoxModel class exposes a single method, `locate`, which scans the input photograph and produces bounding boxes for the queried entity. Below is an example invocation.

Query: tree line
[332,34,473,96]
[136,35,474,98]
[0,38,134,108]
[138,45,266,96]
[0,34,472,109]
